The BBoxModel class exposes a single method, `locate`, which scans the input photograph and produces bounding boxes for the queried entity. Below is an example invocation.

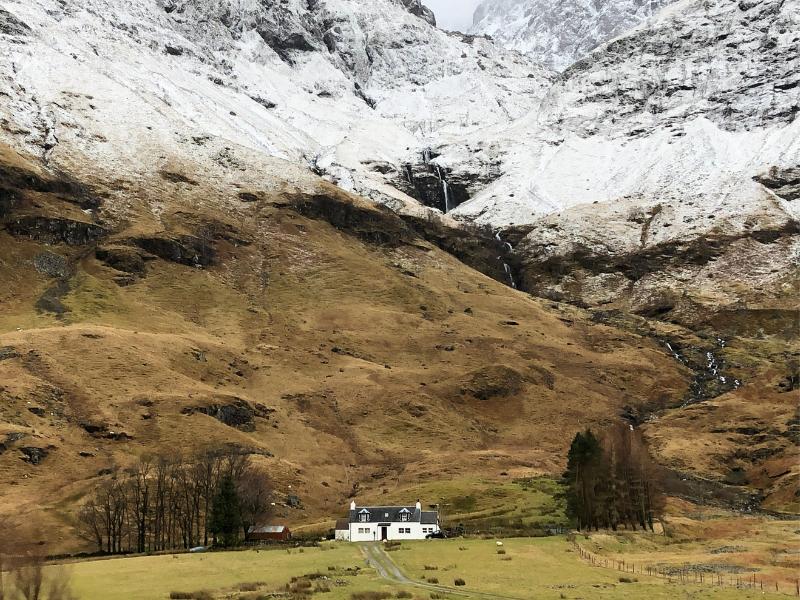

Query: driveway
[359,542,525,600]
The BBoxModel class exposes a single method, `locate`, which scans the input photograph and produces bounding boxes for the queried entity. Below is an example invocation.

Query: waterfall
[404,164,413,184]
[423,148,431,164]
[495,231,514,251]
[434,164,450,213]
[495,230,516,288]
[503,263,517,289]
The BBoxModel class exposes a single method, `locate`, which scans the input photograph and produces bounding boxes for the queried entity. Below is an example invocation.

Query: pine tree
[208,475,241,547]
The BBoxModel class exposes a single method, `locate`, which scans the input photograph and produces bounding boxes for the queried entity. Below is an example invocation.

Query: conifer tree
[208,475,241,547]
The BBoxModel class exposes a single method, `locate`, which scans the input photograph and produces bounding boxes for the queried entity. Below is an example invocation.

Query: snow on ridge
[449,0,799,241]
[470,0,676,72]
[0,0,796,241]
[0,0,552,216]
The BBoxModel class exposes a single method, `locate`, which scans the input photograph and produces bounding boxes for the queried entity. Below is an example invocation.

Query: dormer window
[399,508,411,522]
[358,509,370,523]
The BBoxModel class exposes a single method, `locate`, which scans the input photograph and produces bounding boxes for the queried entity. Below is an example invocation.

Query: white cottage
[335,500,440,541]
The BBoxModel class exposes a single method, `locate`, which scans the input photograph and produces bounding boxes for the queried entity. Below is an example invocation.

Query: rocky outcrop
[287,191,417,248]
[80,422,133,441]
[0,432,26,454]
[33,251,71,278]
[514,219,799,335]
[19,446,50,464]
[95,246,148,275]
[396,153,497,214]
[182,399,272,432]
[0,346,19,361]
[5,216,106,245]
[399,0,436,26]
[0,8,30,37]
[755,167,800,201]
[130,234,215,267]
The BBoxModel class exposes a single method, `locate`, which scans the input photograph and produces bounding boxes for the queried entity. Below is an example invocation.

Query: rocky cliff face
[451,0,799,327]
[471,0,675,71]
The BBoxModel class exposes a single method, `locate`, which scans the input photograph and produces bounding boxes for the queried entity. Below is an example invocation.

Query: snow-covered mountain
[470,0,674,71]
[0,0,551,217]
[0,0,797,321]
[452,0,799,318]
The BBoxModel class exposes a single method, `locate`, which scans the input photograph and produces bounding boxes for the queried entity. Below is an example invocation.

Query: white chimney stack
[350,499,356,511]
[415,499,422,511]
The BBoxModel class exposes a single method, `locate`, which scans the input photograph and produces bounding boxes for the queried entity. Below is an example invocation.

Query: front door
[380,526,388,541]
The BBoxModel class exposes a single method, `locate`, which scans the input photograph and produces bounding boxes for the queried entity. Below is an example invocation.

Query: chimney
[350,500,356,511]
[415,499,422,511]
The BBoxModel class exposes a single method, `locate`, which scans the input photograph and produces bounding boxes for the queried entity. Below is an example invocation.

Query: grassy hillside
[0,142,796,554]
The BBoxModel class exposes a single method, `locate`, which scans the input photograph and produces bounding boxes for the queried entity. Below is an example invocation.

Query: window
[399,508,411,522]
[358,509,370,523]
[399,527,411,534]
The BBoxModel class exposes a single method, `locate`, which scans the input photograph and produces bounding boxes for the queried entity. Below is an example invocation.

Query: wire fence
[573,541,799,596]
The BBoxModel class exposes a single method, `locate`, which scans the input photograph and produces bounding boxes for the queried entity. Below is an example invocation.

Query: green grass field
[388,537,788,599]
[45,535,792,600]
[53,544,411,600]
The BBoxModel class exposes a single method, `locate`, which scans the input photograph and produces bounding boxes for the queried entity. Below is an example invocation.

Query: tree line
[564,424,664,531]
[77,448,273,554]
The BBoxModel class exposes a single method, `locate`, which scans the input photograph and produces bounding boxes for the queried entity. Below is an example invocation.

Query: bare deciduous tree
[76,448,272,553]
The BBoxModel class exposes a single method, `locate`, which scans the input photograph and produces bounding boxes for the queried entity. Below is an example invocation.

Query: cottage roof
[420,511,438,524]
[348,505,435,523]
[334,518,349,531]
[248,525,287,534]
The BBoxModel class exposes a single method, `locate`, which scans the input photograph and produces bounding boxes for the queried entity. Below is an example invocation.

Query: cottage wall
[349,520,439,541]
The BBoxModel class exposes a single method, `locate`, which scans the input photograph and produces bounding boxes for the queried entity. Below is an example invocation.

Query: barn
[246,525,292,542]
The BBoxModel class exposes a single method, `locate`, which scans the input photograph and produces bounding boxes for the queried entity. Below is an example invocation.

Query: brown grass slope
[0,143,795,552]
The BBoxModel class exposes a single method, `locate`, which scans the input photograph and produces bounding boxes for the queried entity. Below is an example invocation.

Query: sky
[424,0,484,31]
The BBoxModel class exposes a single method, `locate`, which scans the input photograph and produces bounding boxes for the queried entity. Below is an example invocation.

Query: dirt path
[359,543,525,600]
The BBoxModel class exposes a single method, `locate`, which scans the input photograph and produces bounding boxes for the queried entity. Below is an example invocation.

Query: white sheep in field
[496,541,504,547]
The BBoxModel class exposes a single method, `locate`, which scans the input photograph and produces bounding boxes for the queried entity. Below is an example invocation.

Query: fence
[573,541,799,596]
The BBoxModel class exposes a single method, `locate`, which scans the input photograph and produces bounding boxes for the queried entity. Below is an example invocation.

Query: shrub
[292,580,313,591]
[619,577,638,583]
[423,565,438,571]
[454,578,466,586]
[496,549,506,555]
[426,576,439,584]
[351,593,392,600]
[238,582,264,592]
[170,592,212,600]
[396,593,413,599]
[314,583,331,593]
[430,595,442,600]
